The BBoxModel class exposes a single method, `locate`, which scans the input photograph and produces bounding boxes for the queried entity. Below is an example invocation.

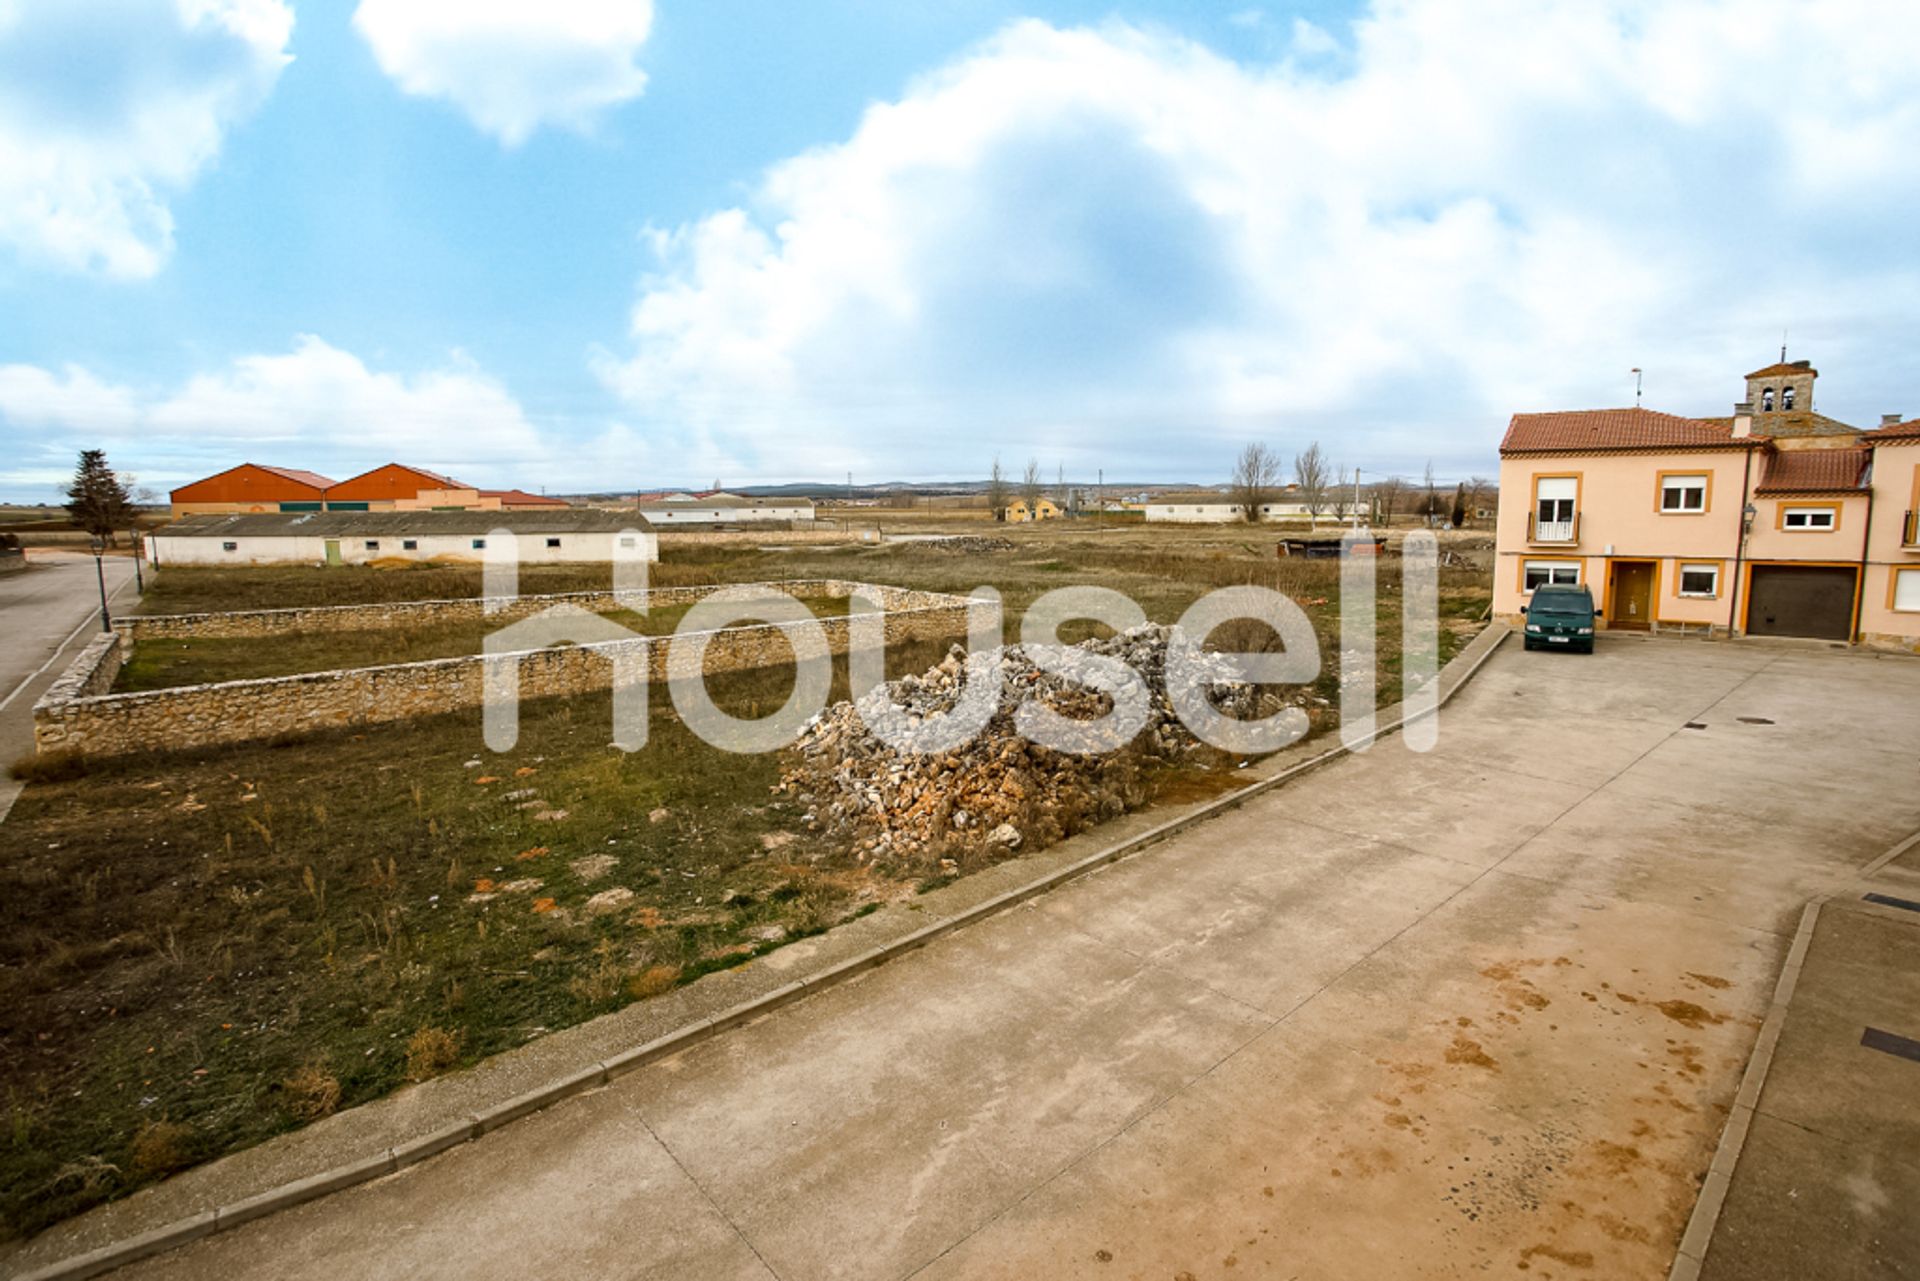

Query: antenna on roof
[1631,367,1643,407]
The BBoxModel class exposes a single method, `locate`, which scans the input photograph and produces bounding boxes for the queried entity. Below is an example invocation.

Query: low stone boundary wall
[114,578,931,642]
[37,582,992,760]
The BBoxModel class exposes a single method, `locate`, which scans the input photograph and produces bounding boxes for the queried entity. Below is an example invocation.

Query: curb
[14,625,1509,1281]
[1664,896,1825,1281]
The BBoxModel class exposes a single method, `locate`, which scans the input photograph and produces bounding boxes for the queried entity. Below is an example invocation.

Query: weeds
[280,1065,341,1122]
[404,1027,460,1082]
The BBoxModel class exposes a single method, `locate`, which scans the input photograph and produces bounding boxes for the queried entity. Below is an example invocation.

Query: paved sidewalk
[0,551,139,820]
[21,638,1920,1280]
[1698,889,1920,1281]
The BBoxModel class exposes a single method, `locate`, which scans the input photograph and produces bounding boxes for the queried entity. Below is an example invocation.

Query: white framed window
[1677,563,1719,597]
[1782,506,1836,531]
[1894,569,1920,613]
[1660,474,1708,512]
[1533,476,1577,541]
[1523,560,1580,592]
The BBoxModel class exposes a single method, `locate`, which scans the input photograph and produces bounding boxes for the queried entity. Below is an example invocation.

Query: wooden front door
[1609,560,1655,629]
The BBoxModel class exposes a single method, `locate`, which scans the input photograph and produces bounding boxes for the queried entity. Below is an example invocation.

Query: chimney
[1732,401,1753,438]
[1884,413,1907,427]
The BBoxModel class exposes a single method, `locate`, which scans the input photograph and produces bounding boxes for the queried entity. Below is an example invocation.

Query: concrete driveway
[110,636,1920,1280]
[0,551,139,817]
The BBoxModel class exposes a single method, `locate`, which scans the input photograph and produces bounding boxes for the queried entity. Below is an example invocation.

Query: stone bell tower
[1744,355,1816,420]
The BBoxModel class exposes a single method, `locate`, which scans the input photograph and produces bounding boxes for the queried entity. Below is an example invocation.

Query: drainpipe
[1852,454,1875,644]
[1725,403,1756,639]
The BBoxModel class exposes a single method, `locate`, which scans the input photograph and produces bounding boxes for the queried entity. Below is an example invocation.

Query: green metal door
[324,539,342,566]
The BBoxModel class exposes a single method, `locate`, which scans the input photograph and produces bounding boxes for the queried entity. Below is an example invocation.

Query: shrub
[282,1064,342,1122]
[627,965,681,999]
[7,750,86,784]
[128,1121,194,1179]
[404,1026,460,1082]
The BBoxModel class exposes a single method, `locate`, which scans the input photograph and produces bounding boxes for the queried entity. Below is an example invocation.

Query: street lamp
[89,534,112,632]
[128,525,144,593]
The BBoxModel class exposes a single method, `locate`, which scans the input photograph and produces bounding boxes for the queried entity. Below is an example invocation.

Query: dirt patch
[1444,1033,1499,1070]
[1654,999,1727,1029]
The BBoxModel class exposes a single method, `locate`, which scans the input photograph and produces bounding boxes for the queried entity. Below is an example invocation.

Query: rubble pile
[927,535,1016,554]
[778,624,1305,864]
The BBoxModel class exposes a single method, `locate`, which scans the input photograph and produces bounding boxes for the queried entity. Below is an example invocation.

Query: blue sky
[2,0,1917,501]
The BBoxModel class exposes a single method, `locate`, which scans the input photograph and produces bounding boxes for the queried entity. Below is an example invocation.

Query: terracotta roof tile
[1753,448,1870,495]
[1746,361,1817,379]
[1500,408,1753,453]
[1863,418,1920,442]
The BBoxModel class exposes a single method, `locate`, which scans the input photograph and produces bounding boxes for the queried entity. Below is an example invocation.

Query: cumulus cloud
[353,0,654,145]
[597,1,1920,482]
[0,0,292,277]
[0,337,626,498]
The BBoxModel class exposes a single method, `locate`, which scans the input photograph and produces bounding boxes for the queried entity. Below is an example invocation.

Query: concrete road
[114,638,1920,1280]
[0,551,140,817]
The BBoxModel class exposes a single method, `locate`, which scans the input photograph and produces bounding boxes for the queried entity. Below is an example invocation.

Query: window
[1782,506,1836,531]
[1533,476,1577,540]
[1677,564,1719,597]
[222,541,238,552]
[403,539,418,550]
[1762,388,1775,411]
[1523,560,1580,592]
[1660,474,1708,513]
[471,538,486,549]
[1783,386,1796,410]
[364,540,379,551]
[546,537,561,548]
[1896,569,1920,613]
[618,536,637,548]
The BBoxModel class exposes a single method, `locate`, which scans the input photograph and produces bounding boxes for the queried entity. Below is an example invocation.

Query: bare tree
[1229,442,1278,523]
[1421,459,1438,527]
[1021,458,1042,512]
[1465,475,1492,527]
[1293,442,1329,527]
[986,455,1008,517]
[1375,476,1404,528]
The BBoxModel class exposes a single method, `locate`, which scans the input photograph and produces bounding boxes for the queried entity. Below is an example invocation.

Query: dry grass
[403,1028,461,1082]
[280,1065,342,1122]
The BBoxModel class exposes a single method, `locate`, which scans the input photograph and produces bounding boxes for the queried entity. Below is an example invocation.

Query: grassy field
[2,521,1491,1239]
[113,595,856,691]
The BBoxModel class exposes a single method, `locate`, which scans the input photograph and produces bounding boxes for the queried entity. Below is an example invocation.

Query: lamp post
[89,534,112,632]
[129,526,144,593]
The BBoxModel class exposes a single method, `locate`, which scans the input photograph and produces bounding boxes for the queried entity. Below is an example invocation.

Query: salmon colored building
[169,462,567,516]
[1494,359,1920,652]
[168,464,335,516]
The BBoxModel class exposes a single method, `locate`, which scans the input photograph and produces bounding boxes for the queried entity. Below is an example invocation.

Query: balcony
[1904,510,1918,549]
[1527,512,1581,545]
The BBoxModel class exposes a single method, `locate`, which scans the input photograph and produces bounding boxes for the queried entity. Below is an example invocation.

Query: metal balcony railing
[1528,512,1580,544]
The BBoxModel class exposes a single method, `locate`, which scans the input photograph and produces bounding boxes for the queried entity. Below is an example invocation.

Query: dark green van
[1521,584,1598,653]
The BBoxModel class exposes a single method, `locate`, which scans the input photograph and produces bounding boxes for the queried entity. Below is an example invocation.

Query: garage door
[1746,565,1856,640]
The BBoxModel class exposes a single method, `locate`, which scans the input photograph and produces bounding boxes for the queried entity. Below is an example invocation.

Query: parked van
[1521,584,1598,653]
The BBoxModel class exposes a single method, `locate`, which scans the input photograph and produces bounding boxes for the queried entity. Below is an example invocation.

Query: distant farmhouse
[632,491,816,524]
[1144,492,1317,523]
[1002,497,1062,523]
[148,509,656,567]
[169,462,568,517]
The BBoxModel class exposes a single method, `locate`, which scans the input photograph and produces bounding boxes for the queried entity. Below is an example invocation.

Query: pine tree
[65,449,133,541]
[1450,482,1467,529]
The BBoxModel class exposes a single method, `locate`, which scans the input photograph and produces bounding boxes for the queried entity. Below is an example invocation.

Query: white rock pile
[777,624,1304,864]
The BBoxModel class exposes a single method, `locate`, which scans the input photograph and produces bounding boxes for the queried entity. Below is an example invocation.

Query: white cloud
[597,2,1920,482]
[0,0,292,278]
[353,0,654,146]
[0,338,635,498]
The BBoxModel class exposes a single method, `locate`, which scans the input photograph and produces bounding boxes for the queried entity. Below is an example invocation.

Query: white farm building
[147,510,658,567]
[632,493,815,525]
[1144,493,1319,523]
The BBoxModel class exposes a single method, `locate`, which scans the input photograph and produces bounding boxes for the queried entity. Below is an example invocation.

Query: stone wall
[38,582,994,760]
[115,578,948,642]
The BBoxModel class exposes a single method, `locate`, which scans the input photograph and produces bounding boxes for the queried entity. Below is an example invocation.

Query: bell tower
[1745,354,1816,419]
